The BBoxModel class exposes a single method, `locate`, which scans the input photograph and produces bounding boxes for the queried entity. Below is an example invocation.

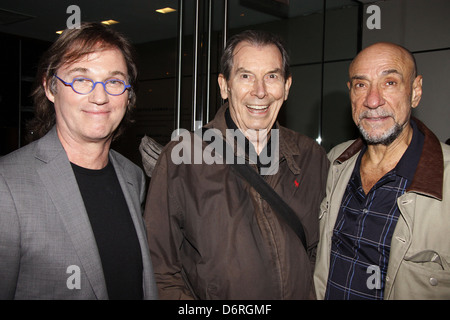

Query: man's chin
[359,123,403,146]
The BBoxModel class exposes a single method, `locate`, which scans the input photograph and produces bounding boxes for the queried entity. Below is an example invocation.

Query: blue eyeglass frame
[54,74,131,96]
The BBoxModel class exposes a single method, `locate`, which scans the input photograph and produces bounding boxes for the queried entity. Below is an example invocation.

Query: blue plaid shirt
[325,120,424,300]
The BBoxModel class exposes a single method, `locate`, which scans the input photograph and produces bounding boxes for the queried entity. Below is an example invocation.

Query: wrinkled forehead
[235,41,281,57]
[231,42,283,70]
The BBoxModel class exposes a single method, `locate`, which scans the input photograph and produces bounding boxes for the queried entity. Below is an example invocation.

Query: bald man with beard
[314,42,450,300]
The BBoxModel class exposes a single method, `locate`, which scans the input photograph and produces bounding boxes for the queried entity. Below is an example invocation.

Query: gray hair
[220,29,291,81]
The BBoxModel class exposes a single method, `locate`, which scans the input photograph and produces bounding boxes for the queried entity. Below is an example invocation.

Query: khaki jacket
[144,105,329,299]
[314,118,450,299]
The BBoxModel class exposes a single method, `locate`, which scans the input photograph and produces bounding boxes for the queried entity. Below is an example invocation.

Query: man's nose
[88,82,109,104]
[364,85,385,109]
[251,79,267,99]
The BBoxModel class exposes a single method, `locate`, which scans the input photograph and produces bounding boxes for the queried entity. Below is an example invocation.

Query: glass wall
[0,0,362,165]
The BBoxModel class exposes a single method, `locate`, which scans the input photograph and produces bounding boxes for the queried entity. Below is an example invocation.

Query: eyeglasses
[54,74,131,96]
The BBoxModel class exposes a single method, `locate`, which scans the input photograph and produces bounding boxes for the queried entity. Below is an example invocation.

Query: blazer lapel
[109,152,142,223]
[110,152,158,299]
[35,129,108,299]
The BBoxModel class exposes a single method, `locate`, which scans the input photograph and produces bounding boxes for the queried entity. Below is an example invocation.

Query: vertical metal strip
[356,1,363,52]
[219,0,229,107]
[192,0,200,130]
[318,0,326,145]
[223,0,228,49]
[175,0,183,134]
[206,0,212,123]
[18,39,22,147]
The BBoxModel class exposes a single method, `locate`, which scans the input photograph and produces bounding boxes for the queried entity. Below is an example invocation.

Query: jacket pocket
[393,250,450,299]
[405,250,450,271]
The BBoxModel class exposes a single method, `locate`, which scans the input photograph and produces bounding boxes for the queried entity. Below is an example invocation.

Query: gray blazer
[0,128,158,299]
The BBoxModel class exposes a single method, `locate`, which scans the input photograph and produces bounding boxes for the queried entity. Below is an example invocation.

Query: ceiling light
[156,7,176,14]
[101,19,119,25]
[56,19,118,34]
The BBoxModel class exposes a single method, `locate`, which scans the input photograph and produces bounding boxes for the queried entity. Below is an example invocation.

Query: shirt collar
[206,104,304,175]
[225,107,273,167]
[395,118,424,181]
[353,118,424,185]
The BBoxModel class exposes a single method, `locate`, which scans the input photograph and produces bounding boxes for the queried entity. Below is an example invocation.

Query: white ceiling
[0,0,359,44]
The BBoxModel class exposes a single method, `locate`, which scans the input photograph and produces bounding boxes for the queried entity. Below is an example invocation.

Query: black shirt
[71,160,143,300]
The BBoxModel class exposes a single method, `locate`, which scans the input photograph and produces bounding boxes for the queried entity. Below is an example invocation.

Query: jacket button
[429,277,438,286]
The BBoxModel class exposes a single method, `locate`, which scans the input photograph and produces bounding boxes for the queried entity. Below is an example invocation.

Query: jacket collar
[335,117,443,200]
[34,127,109,299]
[34,126,66,164]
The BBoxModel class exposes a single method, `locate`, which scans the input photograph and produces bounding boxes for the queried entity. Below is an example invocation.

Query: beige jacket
[314,118,450,299]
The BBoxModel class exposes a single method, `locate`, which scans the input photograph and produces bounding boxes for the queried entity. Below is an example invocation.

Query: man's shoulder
[0,140,39,170]
[159,129,205,156]
[327,140,357,162]
[441,142,450,164]
[110,149,143,174]
[278,125,326,156]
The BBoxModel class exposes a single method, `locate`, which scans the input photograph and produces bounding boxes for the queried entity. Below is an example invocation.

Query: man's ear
[44,78,56,103]
[411,75,423,109]
[283,76,292,100]
[218,74,229,100]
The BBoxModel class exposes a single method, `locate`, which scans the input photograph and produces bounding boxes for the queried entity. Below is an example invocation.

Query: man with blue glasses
[53,74,131,96]
[0,22,158,300]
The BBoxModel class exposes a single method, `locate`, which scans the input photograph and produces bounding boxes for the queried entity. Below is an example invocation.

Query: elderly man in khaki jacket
[314,42,450,300]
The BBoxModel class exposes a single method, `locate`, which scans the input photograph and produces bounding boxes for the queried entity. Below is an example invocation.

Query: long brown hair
[27,22,137,141]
